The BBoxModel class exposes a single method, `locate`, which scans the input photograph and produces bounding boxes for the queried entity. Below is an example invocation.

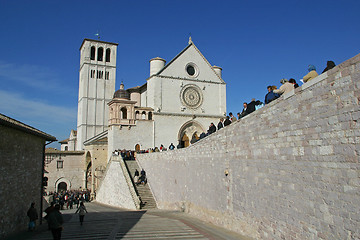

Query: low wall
[137,53,360,239]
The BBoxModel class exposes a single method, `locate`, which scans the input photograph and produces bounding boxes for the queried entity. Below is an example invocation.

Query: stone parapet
[137,53,360,239]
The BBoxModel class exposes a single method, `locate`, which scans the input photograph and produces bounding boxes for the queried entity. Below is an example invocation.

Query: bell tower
[76,39,118,150]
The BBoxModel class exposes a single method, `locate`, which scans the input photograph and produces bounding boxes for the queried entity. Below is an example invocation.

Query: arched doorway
[178,120,205,148]
[58,182,67,192]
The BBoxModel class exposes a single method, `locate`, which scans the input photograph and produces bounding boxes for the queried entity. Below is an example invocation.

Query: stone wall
[137,53,360,239]
[96,156,138,210]
[0,126,45,238]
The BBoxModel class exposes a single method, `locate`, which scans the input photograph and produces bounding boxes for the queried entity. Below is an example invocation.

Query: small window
[105,71,109,80]
[142,111,146,120]
[97,47,103,61]
[57,160,63,169]
[186,65,195,76]
[105,48,111,62]
[148,112,152,120]
[90,46,95,60]
[121,107,127,119]
[64,146,68,151]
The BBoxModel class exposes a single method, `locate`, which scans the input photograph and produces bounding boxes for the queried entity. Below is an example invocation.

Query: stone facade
[44,149,85,193]
[137,53,360,239]
[0,114,55,239]
[76,39,118,151]
[107,40,226,153]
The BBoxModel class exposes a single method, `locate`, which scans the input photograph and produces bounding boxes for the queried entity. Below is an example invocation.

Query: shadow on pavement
[4,206,147,240]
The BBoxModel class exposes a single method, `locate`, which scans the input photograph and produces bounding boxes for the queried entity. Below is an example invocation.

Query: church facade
[51,37,226,194]
[78,37,226,156]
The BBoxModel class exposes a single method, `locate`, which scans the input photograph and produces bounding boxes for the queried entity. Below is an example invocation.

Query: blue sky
[0,0,359,147]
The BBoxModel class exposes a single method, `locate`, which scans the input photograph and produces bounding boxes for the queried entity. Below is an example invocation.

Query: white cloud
[0,90,77,140]
[0,61,75,94]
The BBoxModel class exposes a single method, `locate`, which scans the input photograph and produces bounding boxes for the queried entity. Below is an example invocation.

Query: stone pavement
[5,202,251,240]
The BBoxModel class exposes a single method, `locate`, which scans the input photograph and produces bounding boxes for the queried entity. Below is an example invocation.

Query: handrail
[115,155,141,209]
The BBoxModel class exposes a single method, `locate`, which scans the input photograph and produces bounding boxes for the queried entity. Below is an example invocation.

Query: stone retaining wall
[137,53,360,239]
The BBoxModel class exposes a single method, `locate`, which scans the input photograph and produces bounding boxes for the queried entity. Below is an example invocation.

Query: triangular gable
[155,42,224,83]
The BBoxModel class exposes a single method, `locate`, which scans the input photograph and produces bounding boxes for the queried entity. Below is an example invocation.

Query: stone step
[124,159,157,210]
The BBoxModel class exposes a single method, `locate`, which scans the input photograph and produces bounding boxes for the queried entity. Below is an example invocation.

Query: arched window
[64,146,68,151]
[105,48,111,62]
[90,46,95,60]
[121,107,127,119]
[135,111,140,119]
[142,111,146,120]
[97,47,103,61]
[148,112,152,120]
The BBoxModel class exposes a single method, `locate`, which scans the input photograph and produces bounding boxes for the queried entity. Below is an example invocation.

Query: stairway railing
[115,155,141,209]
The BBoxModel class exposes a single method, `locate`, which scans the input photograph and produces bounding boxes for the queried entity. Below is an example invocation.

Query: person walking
[75,202,88,225]
[27,202,38,231]
[46,204,63,240]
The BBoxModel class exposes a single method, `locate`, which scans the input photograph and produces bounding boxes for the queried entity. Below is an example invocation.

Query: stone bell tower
[76,39,118,150]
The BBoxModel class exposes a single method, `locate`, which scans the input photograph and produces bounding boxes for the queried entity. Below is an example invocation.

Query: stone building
[0,113,56,239]
[79,37,226,156]
[44,148,85,193]
[47,37,227,195]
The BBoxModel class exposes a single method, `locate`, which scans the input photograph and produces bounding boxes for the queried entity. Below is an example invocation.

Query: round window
[186,65,196,76]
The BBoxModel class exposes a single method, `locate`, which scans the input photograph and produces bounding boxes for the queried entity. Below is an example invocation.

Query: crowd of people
[111,62,336,153]
[48,189,91,210]
[265,61,336,104]
[198,61,336,140]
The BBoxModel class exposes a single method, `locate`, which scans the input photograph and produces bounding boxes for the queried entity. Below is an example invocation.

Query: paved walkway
[5,202,251,240]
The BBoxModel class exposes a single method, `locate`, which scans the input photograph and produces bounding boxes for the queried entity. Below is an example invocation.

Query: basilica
[45,37,227,193]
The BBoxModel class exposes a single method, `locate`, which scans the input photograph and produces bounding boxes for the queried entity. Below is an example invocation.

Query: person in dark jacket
[265,86,280,104]
[247,99,256,114]
[224,116,231,126]
[240,103,248,118]
[217,118,224,130]
[47,204,63,240]
[207,123,216,135]
[322,60,336,73]
[27,202,38,231]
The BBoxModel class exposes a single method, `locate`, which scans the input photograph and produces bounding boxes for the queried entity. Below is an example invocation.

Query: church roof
[0,113,56,141]
[59,138,69,144]
[127,82,147,92]
[45,148,84,155]
[153,40,225,83]
[83,130,108,146]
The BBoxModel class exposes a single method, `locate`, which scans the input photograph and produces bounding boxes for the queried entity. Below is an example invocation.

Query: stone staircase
[124,158,157,209]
